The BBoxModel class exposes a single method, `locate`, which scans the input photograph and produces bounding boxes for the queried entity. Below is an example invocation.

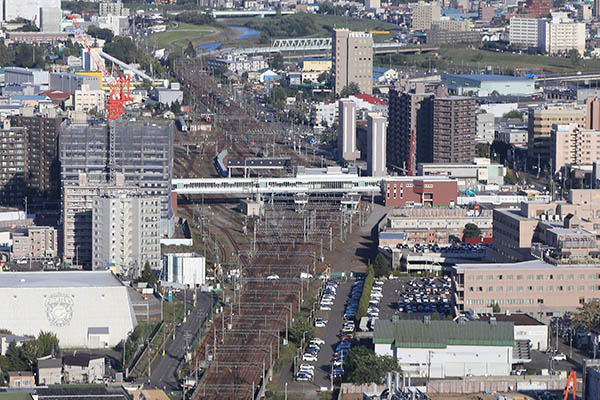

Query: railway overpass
[233,37,438,56]
[535,72,600,84]
[212,10,295,18]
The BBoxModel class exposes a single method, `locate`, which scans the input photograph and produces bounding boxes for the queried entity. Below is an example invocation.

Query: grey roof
[454,259,600,271]
[446,74,530,82]
[63,353,104,367]
[88,327,110,335]
[0,271,123,289]
[0,333,33,343]
[33,386,130,399]
[374,319,514,348]
[37,357,62,369]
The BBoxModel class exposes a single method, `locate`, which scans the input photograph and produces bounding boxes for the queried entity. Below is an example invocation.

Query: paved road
[142,290,213,392]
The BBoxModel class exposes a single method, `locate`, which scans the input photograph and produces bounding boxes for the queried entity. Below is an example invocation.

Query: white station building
[0,271,137,348]
[374,319,514,378]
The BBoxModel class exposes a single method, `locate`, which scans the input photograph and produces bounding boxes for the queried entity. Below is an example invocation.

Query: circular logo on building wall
[45,293,74,327]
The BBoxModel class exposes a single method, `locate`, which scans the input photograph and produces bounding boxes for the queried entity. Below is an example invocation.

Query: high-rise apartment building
[92,193,161,277]
[387,83,434,173]
[59,120,174,235]
[39,7,61,32]
[0,125,27,205]
[332,29,373,95]
[539,18,585,55]
[595,0,600,18]
[412,1,441,30]
[367,113,387,177]
[99,0,129,17]
[586,97,600,130]
[509,17,543,48]
[528,104,586,165]
[1,0,60,23]
[525,0,550,17]
[432,96,477,163]
[337,99,360,161]
[551,124,600,173]
[9,114,63,200]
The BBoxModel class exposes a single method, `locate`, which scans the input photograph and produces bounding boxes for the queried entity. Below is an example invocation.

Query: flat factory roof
[0,271,123,289]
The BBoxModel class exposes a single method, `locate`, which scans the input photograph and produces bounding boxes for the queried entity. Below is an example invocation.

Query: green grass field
[145,22,223,50]
[385,46,600,74]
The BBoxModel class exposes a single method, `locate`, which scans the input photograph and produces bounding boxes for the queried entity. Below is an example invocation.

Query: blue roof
[11,95,46,100]
[302,57,331,62]
[445,74,531,82]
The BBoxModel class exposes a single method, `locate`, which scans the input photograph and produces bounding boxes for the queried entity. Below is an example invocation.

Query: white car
[300,363,315,371]
[311,338,325,345]
[552,353,567,361]
[315,318,328,327]
[320,305,332,311]
[303,353,318,362]
[266,274,280,280]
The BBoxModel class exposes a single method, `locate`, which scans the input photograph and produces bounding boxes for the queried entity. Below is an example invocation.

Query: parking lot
[377,276,454,323]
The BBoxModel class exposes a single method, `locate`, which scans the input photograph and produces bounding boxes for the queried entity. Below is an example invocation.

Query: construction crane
[563,370,576,400]
[69,15,132,120]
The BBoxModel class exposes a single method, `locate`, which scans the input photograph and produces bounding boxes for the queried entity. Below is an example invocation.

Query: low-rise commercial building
[454,260,600,318]
[36,356,62,385]
[418,158,505,189]
[74,84,106,114]
[163,253,206,287]
[382,207,493,245]
[63,353,105,384]
[374,319,513,378]
[479,313,548,351]
[477,112,495,144]
[443,74,535,96]
[383,176,458,207]
[0,333,32,356]
[8,371,35,388]
[11,226,57,261]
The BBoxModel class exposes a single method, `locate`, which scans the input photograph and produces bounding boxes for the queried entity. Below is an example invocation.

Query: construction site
[170,58,376,399]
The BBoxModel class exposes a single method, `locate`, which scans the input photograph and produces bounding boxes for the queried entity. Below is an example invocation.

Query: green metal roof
[373,319,514,348]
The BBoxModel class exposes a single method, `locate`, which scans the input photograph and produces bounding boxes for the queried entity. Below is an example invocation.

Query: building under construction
[59,120,174,268]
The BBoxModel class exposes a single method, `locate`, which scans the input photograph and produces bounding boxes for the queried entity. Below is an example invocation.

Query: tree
[6,341,27,371]
[502,110,523,120]
[289,318,314,346]
[373,253,390,278]
[462,223,481,240]
[572,299,600,330]
[36,331,59,358]
[339,82,361,97]
[568,49,581,66]
[142,262,158,287]
[492,303,501,313]
[270,53,284,70]
[87,26,114,42]
[184,41,197,58]
[170,99,182,114]
[14,44,44,68]
[345,346,400,384]
[476,143,490,158]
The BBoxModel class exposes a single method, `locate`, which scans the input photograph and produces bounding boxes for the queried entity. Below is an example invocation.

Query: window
[517,286,523,292]
[568,274,574,280]
[527,274,534,280]
[580,298,586,304]
[537,274,544,280]
[517,275,523,280]
[558,274,564,280]
[579,285,585,291]
[559,286,564,291]
[487,275,494,280]
[537,286,543,291]
[477,275,483,281]
[549,274,553,280]
[568,285,574,292]
[488,286,493,292]
[498,275,503,280]
[507,275,513,280]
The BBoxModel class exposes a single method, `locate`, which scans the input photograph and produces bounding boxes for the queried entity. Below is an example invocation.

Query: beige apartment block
[454,260,600,318]
[551,124,600,173]
[585,96,600,130]
[333,29,373,95]
[11,226,57,261]
[412,1,441,30]
[528,103,586,165]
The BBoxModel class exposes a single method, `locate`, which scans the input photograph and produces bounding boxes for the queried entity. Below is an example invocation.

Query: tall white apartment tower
[338,99,361,161]
[367,113,388,177]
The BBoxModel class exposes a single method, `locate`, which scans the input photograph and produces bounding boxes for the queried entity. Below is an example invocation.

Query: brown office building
[387,83,434,173]
[0,127,28,205]
[9,114,63,200]
[432,96,477,163]
[524,0,550,17]
[332,29,373,95]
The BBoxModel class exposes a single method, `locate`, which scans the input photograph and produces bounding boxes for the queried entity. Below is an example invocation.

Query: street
[143,290,213,391]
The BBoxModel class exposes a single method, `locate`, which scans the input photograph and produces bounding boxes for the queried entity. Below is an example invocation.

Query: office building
[9,114,63,200]
[0,126,28,205]
[525,0,550,17]
[99,0,129,17]
[59,120,174,236]
[366,113,387,177]
[478,3,495,22]
[337,99,360,161]
[586,97,600,130]
[383,176,458,207]
[92,194,161,277]
[163,253,206,287]
[11,226,57,261]
[2,0,60,23]
[332,29,373,95]
[426,29,480,45]
[432,19,471,31]
[552,124,600,174]
[50,73,101,93]
[528,103,586,165]
[374,319,513,378]
[74,85,106,114]
[443,73,536,96]
[487,189,600,263]
[387,83,434,173]
[5,67,49,86]
[595,0,600,18]
[432,96,477,164]
[418,158,506,188]
[454,260,600,317]
[477,111,495,143]
[509,17,543,48]
[39,7,61,32]
[412,1,441,30]
[366,0,380,9]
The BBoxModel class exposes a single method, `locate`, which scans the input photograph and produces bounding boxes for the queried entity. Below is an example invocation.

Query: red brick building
[524,0,550,17]
[383,177,458,207]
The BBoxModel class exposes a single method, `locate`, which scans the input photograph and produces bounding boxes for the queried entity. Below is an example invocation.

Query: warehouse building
[374,319,514,378]
[0,271,137,348]
[442,74,536,96]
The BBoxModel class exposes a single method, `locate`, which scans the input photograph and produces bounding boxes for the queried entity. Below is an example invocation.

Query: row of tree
[0,331,60,385]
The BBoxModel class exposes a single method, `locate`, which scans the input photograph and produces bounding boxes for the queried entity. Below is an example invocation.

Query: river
[198,25,260,51]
